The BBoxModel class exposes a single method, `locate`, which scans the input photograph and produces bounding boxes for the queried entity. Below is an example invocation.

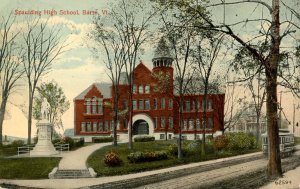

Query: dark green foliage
[92,136,113,143]
[54,136,74,149]
[127,151,168,163]
[134,136,155,142]
[73,137,85,147]
[87,140,259,176]
[225,133,256,151]
[11,140,25,147]
[104,151,123,167]
[167,143,189,156]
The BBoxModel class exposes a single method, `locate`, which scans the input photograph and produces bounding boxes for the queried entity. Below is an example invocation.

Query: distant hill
[1,135,26,143]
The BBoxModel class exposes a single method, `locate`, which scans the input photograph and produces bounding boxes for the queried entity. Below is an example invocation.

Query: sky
[1,0,300,138]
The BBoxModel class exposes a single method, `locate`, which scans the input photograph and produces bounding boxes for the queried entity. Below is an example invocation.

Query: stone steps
[50,168,93,179]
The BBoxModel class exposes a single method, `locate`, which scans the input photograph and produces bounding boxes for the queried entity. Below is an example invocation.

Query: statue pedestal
[31,120,58,156]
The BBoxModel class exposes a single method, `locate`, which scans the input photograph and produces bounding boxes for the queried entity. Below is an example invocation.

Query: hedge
[92,136,113,143]
[134,136,155,142]
[127,151,168,163]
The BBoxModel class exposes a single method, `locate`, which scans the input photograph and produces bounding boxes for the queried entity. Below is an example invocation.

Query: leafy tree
[33,81,70,133]
[154,0,300,178]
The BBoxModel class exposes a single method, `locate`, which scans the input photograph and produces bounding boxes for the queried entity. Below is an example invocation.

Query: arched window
[92,97,97,114]
[85,99,91,114]
[139,85,143,93]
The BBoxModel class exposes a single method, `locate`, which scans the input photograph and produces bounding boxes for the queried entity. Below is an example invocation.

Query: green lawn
[0,157,61,179]
[87,140,260,177]
[0,145,61,179]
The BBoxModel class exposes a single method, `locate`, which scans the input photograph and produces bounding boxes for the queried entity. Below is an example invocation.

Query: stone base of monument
[30,120,59,156]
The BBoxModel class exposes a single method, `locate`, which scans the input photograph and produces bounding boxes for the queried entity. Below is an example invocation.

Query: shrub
[127,151,168,163]
[92,136,113,143]
[225,132,256,151]
[52,138,61,144]
[167,143,188,156]
[11,140,25,147]
[134,136,155,142]
[104,151,122,167]
[214,135,229,151]
[74,137,85,147]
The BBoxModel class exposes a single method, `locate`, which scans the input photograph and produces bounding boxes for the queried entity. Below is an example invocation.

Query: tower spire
[152,37,173,68]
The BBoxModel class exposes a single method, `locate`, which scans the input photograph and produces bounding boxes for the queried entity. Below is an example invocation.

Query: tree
[154,0,300,177]
[33,81,70,135]
[159,15,195,158]
[90,13,127,146]
[192,33,225,156]
[0,14,24,146]
[101,0,156,149]
[22,18,66,144]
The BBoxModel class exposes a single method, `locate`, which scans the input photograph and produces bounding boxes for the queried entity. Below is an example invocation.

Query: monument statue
[31,97,58,156]
[41,98,50,120]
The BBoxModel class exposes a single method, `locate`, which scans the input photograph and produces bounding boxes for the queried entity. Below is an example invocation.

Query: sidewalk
[260,165,300,189]
[58,143,111,169]
[0,151,262,189]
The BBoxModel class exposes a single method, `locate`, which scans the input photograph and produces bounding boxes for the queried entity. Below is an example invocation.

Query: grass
[87,140,260,177]
[0,157,61,179]
[0,145,61,179]
[295,137,300,145]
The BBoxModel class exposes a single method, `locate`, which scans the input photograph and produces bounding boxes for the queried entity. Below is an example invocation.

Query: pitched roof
[74,83,111,100]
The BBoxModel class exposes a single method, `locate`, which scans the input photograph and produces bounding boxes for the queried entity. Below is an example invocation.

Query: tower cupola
[152,38,173,68]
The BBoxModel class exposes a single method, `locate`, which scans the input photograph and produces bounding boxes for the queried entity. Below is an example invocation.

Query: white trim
[130,113,155,136]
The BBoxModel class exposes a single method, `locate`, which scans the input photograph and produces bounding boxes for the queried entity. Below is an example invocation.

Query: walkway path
[58,143,111,170]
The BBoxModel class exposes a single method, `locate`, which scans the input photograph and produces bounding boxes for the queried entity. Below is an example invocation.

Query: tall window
[197,100,201,111]
[192,101,195,111]
[139,100,144,110]
[124,100,128,110]
[202,119,206,129]
[169,117,173,129]
[105,121,109,131]
[145,85,150,93]
[154,98,157,110]
[185,101,190,112]
[92,97,97,114]
[81,122,86,132]
[93,122,97,132]
[145,99,150,110]
[139,85,144,93]
[154,117,158,129]
[208,100,213,110]
[168,99,173,109]
[208,118,213,128]
[111,120,114,130]
[87,122,91,132]
[117,121,120,130]
[133,100,137,110]
[161,98,165,109]
[183,120,187,130]
[98,100,103,114]
[196,119,200,130]
[133,85,137,93]
[98,122,103,131]
[161,117,165,128]
[86,100,91,114]
[123,119,128,129]
[189,119,194,130]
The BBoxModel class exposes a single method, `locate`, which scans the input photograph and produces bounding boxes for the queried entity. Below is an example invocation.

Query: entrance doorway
[133,120,149,135]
